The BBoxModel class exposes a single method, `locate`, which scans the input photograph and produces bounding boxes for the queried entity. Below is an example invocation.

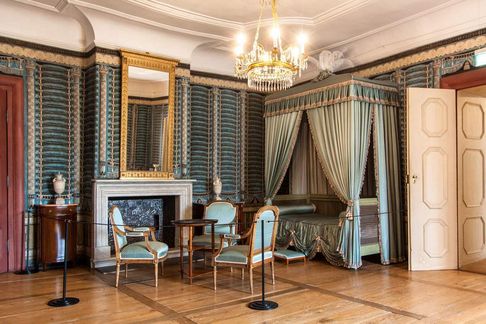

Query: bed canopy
[264,74,404,269]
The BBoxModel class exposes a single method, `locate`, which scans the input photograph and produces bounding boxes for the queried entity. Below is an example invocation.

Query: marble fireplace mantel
[91,179,195,268]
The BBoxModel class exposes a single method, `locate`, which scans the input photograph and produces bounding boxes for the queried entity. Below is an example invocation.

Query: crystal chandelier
[234,0,308,92]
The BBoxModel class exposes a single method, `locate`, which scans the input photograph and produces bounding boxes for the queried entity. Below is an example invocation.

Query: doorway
[0,74,24,273]
[456,84,486,275]
[407,66,486,272]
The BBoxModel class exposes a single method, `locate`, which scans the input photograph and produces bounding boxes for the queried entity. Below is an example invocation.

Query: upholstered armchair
[212,205,279,294]
[108,206,169,288]
[192,201,237,253]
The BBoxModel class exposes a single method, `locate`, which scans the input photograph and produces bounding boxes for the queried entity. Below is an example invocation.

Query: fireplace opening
[108,196,176,254]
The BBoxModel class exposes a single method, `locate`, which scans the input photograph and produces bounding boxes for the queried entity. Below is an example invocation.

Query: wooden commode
[37,204,77,270]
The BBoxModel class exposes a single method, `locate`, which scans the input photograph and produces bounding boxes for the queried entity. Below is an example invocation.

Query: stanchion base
[248,300,278,310]
[47,297,80,307]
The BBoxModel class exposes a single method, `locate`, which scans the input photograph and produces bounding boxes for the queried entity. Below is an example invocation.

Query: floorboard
[1,259,486,323]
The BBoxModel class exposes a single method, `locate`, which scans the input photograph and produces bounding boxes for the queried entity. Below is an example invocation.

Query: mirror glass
[126,66,169,172]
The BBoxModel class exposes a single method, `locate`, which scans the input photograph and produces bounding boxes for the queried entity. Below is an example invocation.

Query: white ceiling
[6,0,486,79]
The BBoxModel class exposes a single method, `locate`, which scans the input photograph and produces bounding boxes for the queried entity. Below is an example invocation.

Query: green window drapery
[307,101,373,269]
[264,111,303,203]
[373,105,405,264]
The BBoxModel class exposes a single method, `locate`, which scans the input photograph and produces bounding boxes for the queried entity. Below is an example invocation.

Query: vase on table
[53,173,66,205]
[213,176,222,201]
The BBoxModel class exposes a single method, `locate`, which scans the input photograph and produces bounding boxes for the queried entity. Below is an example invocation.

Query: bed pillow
[277,203,316,216]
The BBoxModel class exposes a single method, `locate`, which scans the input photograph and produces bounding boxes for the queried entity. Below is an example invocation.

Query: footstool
[274,248,306,265]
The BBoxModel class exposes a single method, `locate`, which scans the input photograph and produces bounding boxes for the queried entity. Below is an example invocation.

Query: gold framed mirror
[120,50,178,178]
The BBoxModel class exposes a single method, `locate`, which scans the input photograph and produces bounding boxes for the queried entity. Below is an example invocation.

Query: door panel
[457,93,486,267]
[0,88,7,273]
[408,87,457,271]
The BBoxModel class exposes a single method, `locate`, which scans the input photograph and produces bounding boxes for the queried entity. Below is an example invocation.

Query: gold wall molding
[128,98,168,105]
[355,35,486,78]
[0,41,120,68]
[190,74,251,91]
[176,66,190,77]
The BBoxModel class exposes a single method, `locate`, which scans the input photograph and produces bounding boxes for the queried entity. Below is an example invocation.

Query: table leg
[188,226,193,284]
[211,223,215,264]
[179,226,183,279]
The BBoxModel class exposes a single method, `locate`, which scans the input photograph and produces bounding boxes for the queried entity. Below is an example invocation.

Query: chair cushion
[192,234,229,248]
[214,245,273,264]
[215,245,249,264]
[120,241,169,259]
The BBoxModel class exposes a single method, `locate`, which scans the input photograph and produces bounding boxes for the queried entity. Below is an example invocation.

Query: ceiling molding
[128,0,370,31]
[310,0,464,55]
[70,0,232,42]
[13,0,59,12]
[127,0,242,29]
[312,0,369,25]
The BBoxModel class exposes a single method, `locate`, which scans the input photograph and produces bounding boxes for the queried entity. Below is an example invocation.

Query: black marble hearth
[108,196,176,254]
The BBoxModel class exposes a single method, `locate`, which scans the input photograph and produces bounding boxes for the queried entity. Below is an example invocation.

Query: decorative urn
[213,176,222,201]
[53,173,66,205]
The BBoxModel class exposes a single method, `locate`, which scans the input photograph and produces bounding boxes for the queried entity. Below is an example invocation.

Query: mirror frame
[120,50,178,179]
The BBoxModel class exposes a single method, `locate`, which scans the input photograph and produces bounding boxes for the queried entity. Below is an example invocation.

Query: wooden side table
[37,204,77,270]
[172,219,217,284]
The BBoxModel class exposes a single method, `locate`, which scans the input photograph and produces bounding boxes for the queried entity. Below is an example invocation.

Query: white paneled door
[408,88,457,271]
[457,92,486,268]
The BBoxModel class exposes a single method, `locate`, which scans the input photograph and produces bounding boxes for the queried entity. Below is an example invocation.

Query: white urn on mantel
[213,176,222,201]
[52,173,66,205]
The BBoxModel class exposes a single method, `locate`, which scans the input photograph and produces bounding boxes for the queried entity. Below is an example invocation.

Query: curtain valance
[264,75,399,117]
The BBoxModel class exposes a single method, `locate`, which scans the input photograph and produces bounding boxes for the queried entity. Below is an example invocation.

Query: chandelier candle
[234,0,308,92]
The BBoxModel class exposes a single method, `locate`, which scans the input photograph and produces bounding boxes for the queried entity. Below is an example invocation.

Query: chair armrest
[126,231,145,237]
[221,233,241,240]
[239,228,252,240]
[132,226,151,232]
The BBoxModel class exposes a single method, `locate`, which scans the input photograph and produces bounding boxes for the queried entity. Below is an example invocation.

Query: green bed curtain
[265,111,303,203]
[374,105,405,264]
[307,101,373,269]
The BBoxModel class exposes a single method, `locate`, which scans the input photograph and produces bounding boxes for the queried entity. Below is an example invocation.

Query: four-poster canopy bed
[263,74,406,269]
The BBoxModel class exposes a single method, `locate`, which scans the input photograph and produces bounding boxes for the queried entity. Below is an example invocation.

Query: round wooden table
[172,219,217,284]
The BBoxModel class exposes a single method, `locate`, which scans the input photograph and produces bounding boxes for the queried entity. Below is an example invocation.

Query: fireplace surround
[92,179,194,268]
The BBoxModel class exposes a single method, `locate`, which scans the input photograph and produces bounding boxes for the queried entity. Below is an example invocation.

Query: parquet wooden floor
[1,258,486,323]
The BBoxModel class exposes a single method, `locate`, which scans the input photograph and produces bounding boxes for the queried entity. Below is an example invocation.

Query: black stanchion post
[16,211,38,275]
[47,218,79,307]
[248,219,278,310]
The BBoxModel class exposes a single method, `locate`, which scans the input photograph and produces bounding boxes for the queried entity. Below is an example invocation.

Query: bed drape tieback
[345,200,354,220]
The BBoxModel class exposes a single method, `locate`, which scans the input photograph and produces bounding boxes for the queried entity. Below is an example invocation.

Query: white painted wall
[80,7,210,63]
[0,1,85,51]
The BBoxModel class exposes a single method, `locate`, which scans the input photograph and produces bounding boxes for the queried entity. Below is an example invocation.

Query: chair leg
[154,262,159,287]
[125,263,128,279]
[230,267,233,273]
[160,261,164,276]
[249,267,254,294]
[213,266,217,291]
[115,262,120,288]
[241,268,244,280]
[271,261,275,285]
